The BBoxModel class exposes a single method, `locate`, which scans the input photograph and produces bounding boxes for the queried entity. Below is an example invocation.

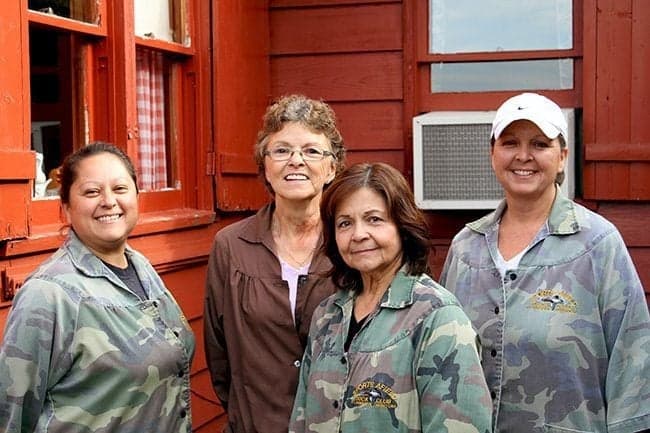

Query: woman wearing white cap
[440,93,650,433]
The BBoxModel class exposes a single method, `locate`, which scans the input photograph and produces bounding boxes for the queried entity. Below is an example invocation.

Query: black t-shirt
[103,258,148,301]
[345,313,367,352]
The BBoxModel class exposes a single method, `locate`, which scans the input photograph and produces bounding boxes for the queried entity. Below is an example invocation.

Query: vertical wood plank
[0,2,28,150]
[594,162,631,199]
[630,162,650,199]
[594,0,632,146]
[213,0,271,211]
[630,0,650,144]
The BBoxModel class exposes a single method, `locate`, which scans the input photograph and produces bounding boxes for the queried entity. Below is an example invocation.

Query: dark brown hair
[59,141,138,205]
[320,162,431,292]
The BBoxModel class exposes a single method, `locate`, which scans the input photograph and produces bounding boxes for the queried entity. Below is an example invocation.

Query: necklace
[272,217,320,268]
[276,240,317,268]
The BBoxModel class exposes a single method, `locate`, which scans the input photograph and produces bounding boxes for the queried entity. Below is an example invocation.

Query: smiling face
[491,119,568,202]
[63,152,139,260]
[334,187,403,283]
[264,121,337,204]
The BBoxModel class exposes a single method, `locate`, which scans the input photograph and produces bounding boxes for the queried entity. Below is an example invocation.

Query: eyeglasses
[264,146,336,162]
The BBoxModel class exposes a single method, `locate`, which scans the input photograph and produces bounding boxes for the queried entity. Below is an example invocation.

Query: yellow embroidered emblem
[529,289,577,313]
[351,380,398,408]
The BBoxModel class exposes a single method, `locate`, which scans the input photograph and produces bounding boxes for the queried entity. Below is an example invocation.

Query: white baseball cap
[491,92,568,141]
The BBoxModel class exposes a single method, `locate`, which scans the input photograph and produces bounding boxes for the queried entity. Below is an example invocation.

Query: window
[20,0,213,231]
[135,0,189,45]
[430,60,573,93]
[429,0,572,54]
[136,47,171,191]
[28,13,98,200]
[134,1,189,192]
[28,0,99,24]
[412,0,582,111]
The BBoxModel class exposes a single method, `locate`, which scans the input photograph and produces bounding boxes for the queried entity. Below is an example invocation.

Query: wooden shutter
[0,3,31,241]
[212,1,270,211]
[583,0,650,199]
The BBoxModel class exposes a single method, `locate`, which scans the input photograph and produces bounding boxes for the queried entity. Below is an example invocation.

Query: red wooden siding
[579,0,650,301]
[270,1,405,170]
[330,102,404,150]
[583,0,650,200]
[270,3,401,54]
[271,52,403,101]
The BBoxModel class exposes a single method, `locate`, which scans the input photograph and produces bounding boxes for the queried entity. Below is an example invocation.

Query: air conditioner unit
[413,109,575,210]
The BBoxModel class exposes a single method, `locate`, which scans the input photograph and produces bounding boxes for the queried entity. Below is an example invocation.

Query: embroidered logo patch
[529,289,577,313]
[351,380,397,408]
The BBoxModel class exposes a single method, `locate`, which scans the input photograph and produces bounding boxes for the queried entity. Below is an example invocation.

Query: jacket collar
[333,268,416,310]
[467,185,581,236]
[238,202,276,252]
[64,230,140,288]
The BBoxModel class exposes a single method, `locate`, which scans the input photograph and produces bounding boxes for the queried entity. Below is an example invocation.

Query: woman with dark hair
[0,142,195,432]
[289,162,492,433]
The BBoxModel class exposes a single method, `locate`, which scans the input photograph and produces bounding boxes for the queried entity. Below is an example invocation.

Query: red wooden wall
[581,0,650,302]
[270,0,406,171]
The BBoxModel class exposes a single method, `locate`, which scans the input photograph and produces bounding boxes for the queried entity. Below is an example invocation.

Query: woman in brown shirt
[204,94,346,433]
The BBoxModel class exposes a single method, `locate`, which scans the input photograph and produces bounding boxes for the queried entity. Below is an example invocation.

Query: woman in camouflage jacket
[0,143,195,432]
[440,93,650,433]
[289,163,492,433]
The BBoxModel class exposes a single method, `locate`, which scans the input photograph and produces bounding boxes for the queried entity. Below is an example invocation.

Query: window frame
[412,0,583,112]
[7,0,214,256]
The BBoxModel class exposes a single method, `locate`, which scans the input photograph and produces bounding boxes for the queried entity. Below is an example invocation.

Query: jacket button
[332,400,339,409]
[509,273,517,281]
[180,409,187,418]
[491,349,497,357]
[494,306,500,314]
[491,390,496,399]
[293,360,301,368]
[177,370,184,378]
[340,356,346,364]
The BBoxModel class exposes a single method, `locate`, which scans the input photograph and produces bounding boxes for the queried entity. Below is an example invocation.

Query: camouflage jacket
[0,231,195,433]
[440,190,650,433]
[289,271,493,433]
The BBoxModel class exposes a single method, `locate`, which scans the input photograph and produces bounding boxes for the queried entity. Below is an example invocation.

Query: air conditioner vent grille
[413,109,575,210]
[421,123,503,201]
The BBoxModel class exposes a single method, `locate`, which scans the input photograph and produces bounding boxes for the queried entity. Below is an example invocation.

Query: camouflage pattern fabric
[440,189,650,433]
[0,231,195,433]
[289,271,492,433]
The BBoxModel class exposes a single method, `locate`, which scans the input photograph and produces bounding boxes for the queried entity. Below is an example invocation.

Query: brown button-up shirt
[204,204,337,433]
